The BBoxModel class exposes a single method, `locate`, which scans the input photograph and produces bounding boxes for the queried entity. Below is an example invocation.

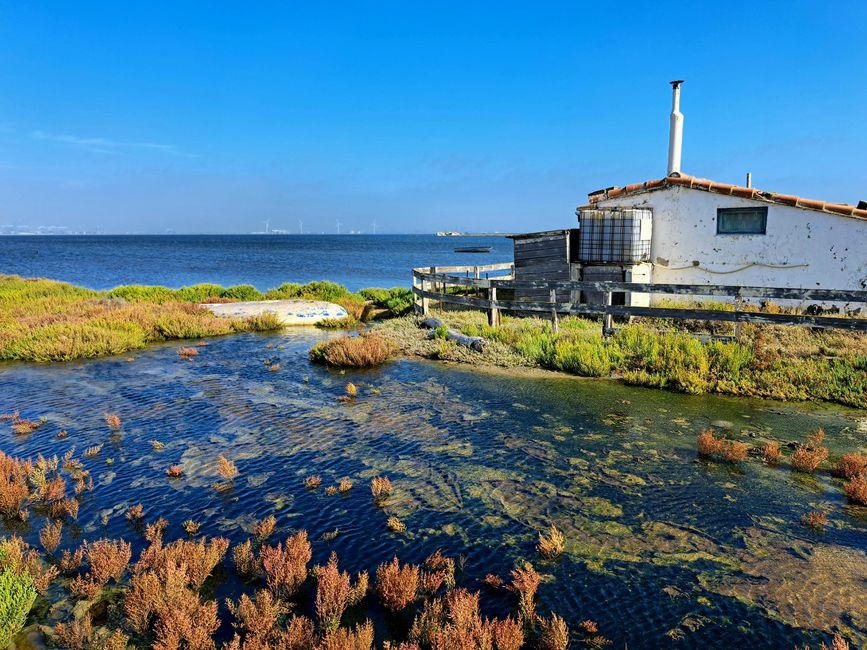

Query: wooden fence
[411,263,867,335]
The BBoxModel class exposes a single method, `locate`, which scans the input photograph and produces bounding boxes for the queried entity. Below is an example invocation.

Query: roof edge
[586,173,867,221]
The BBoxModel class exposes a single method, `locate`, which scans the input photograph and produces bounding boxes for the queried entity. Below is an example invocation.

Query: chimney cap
[670,79,684,87]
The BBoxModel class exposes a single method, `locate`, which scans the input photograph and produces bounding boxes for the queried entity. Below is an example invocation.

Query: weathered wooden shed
[509,229,581,303]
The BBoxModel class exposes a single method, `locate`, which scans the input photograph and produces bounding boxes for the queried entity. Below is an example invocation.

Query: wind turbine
[371,219,377,235]
[336,219,342,235]
[298,219,303,235]
[262,219,270,234]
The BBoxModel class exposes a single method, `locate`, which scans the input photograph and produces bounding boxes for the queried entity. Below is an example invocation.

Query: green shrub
[613,325,661,366]
[0,567,36,648]
[268,281,354,302]
[433,325,449,340]
[221,285,264,301]
[106,285,175,303]
[175,283,226,302]
[514,329,557,365]
[708,340,753,380]
[358,288,390,303]
[360,287,414,316]
[550,339,613,377]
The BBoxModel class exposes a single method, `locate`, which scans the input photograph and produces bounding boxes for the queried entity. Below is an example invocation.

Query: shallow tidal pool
[1,329,866,648]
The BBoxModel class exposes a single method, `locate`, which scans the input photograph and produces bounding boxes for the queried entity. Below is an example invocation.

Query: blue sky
[0,1,865,234]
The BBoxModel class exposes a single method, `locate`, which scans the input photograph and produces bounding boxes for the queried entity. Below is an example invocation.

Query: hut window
[716,206,767,235]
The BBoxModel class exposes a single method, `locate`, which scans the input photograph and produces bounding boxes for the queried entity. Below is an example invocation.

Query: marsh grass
[792,429,829,473]
[376,312,867,408]
[538,614,569,650]
[536,525,565,560]
[832,453,867,480]
[252,515,277,543]
[509,562,540,628]
[697,429,749,463]
[375,557,418,611]
[762,441,782,464]
[843,474,867,505]
[309,334,395,368]
[371,476,392,505]
[125,504,144,522]
[183,520,201,535]
[39,520,62,554]
[802,511,828,529]
[0,274,284,362]
[386,516,406,534]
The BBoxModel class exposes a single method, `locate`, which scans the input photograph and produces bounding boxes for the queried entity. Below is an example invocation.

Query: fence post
[421,267,433,316]
[488,286,500,326]
[602,291,613,337]
[733,289,743,340]
[550,289,559,333]
[412,271,421,314]
[474,266,481,300]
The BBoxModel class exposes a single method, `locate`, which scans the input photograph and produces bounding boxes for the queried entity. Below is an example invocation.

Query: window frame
[716,206,768,235]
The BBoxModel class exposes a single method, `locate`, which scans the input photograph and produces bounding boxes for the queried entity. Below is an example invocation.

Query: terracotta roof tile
[730,187,758,199]
[586,173,867,221]
[797,198,825,211]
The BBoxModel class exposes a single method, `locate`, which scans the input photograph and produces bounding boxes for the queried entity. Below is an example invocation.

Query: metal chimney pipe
[667,80,684,176]
[746,172,752,188]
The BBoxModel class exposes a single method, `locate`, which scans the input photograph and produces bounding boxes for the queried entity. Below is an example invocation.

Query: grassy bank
[373,311,867,408]
[0,275,412,362]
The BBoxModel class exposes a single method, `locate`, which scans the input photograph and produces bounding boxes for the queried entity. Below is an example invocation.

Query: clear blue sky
[1,1,865,234]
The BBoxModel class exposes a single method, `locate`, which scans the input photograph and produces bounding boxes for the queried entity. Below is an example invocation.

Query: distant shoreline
[0,232,514,237]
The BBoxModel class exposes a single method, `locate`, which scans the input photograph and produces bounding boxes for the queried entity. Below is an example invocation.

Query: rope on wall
[657,262,810,275]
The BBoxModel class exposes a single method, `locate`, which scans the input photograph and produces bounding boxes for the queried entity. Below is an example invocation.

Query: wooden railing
[411,263,867,334]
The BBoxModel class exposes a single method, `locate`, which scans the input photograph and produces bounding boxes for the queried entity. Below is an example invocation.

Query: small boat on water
[454,246,492,253]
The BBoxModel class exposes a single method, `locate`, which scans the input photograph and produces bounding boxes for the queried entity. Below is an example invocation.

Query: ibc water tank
[577,208,652,264]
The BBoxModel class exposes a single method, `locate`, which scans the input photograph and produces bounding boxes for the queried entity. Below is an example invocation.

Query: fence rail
[411,263,867,334]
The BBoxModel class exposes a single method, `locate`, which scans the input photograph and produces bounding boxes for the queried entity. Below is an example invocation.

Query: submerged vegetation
[0,439,587,649]
[374,311,867,408]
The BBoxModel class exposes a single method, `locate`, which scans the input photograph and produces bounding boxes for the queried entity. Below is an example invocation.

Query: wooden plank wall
[513,231,579,303]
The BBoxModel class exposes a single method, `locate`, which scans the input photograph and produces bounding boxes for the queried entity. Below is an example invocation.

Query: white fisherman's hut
[511,81,867,310]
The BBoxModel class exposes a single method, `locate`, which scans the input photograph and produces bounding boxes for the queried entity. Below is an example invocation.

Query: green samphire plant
[0,567,36,648]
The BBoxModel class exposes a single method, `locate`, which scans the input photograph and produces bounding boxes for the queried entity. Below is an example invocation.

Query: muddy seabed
[1,330,866,649]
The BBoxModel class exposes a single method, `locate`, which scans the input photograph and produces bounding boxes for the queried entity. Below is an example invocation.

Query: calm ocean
[0,234,513,291]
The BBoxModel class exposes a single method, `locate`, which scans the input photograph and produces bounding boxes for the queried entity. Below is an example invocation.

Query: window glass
[717,207,767,234]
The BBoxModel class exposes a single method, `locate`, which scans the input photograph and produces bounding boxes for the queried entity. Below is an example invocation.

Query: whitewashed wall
[594,187,867,305]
